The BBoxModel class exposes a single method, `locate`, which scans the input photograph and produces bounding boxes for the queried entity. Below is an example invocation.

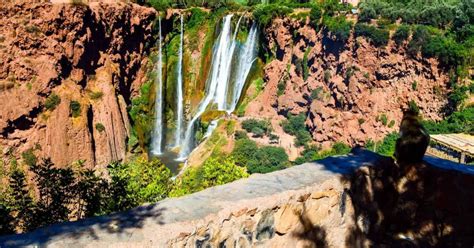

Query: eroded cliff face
[246,17,450,150]
[0,2,156,168]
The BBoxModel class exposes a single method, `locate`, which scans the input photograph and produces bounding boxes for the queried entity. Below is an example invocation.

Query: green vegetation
[0,156,175,234]
[393,25,410,46]
[170,157,248,197]
[241,118,271,137]
[21,149,37,167]
[253,4,293,27]
[311,86,324,100]
[95,123,105,132]
[377,113,388,126]
[323,15,353,42]
[354,23,389,47]
[277,80,286,96]
[408,100,420,114]
[232,138,289,174]
[108,157,172,208]
[44,93,61,111]
[129,81,154,150]
[69,101,81,118]
[295,142,351,165]
[423,106,474,135]
[365,132,399,157]
[281,113,312,146]
[89,91,104,100]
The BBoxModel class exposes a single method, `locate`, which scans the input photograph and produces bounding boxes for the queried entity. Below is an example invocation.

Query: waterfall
[174,15,184,147]
[151,17,164,155]
[229,23,258,113]
[177,15,257,160]
[213,15,239,110]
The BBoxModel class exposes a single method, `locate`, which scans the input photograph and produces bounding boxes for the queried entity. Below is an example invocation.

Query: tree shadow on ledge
[317,148,474,247]
[0,204,166,247]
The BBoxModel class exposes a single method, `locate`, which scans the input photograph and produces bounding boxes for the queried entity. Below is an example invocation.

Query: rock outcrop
[1,149,473,247]
[0,2,156,168]
[246,17,450,150]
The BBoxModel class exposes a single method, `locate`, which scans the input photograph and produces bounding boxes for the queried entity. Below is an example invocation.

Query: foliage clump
[354,23,389,47]
[232,138,289,174]
[44,93,61,111]
[170,157,248,197]
[281,113,312,146]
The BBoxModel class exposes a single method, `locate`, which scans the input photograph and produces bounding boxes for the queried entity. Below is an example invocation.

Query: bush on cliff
[253,4,293,27]
[354,23,389,47]
[295,142,351,165]
[281,113,312,147]
[393,24,410,46]
[323,15,353,42]
[170,157,248,197]
[232,138,289,174]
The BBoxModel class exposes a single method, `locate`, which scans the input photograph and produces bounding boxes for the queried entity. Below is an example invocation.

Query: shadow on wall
[313,147,474,247]
[0,204,166,247]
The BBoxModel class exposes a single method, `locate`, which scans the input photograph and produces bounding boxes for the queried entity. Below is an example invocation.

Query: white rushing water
[151,17,164,155]
[174,15,184,147]
[177,15,258,160]
[229,23,258,113]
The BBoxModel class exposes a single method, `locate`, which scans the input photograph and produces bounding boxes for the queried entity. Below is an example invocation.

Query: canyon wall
[245,17,450,151]
[1,149,473,247]
[0,2,156,168]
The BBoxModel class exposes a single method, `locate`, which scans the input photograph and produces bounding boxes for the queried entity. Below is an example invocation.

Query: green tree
[248,146,289,173]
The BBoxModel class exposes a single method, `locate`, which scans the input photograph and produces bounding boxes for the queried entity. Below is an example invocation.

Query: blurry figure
[394,109,430,165]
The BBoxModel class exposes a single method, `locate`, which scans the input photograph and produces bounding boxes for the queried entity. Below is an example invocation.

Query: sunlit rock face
[0,2,156,168]
[2,150,473,247]
[246,17,450,151]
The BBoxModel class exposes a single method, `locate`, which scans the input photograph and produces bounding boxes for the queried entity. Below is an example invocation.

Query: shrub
[170,157,248,197]
[234,130,248,140]
[354,23,389,47]
[393,25,410,46]
[108,157,172,207]
[44,93,61,111]
[241,119,271,135]
[323,15,353,42]
[95,123,105,132]
[21,149,37,167]
[388,120,395,128]
[309,5,322,27]
[365,132,399,157]
[253,4,293,27]
[359,6,377,22]
[89,91,104,100]
[408,100,420,114]
[324,70,331,83]
[358,118,365,125]
[282,113,312,146]
[231,139,289,174]
[277,81,286,96]
[248,146,289,174]
[251,127,265,138]
[70,101,81,117]
[311,86,323,100]
[423,106,474,135]
[378,113,388,126]
[411,81,418,90]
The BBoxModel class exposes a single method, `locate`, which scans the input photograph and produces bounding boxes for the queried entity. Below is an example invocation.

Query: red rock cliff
[246,18,450,150]
[0,2,156,168]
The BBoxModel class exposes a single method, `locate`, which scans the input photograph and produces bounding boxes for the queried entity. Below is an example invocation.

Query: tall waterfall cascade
[174,15,185,147]
[151,17,164,155]
[177,15,258,160]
